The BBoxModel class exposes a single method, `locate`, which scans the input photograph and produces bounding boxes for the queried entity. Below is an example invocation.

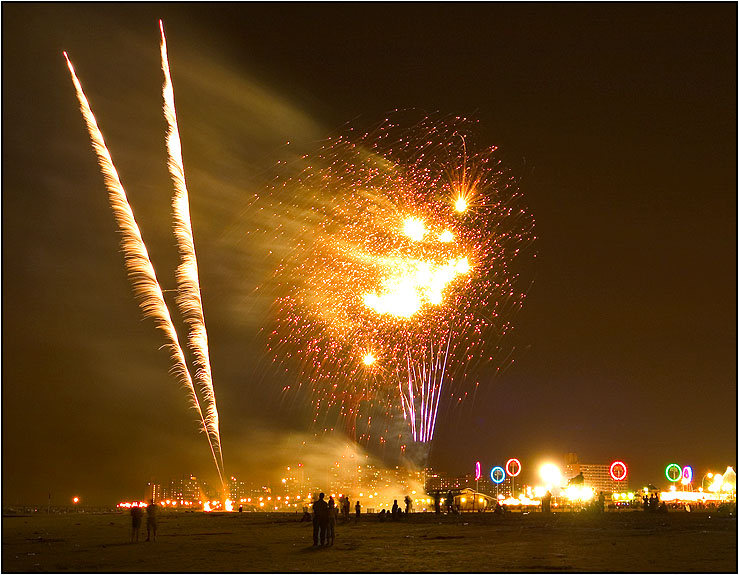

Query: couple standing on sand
[130,500,158,542]
[311,493,339,547]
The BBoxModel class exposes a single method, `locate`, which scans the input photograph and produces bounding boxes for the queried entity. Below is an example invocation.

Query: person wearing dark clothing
[404,495,412,514]
[355,500,361,521]
[379,509,386,522]
[542,491,552,513]
[327,497,337,546]
[434,492,441,515]
[130,505,144,542]
[392,499,399,520]
[312,493,329,546]
[145,500,158,541]
[597,491,605,513]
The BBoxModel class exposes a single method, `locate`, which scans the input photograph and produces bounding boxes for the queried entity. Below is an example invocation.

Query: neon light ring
[505,458,522,477]
[609,461,628,481]
[665,463,682,482]
[475,461,481,481]
[490,466,506,484]
[682,465,693,483]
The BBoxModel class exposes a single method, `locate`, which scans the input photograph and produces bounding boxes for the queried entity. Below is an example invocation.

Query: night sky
[3,4,736,505]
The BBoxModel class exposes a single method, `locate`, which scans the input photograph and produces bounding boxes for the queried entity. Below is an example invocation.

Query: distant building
[227,477,248,502]
[565,453,629,493]
[425,468,515,497]
[146,481,162,503]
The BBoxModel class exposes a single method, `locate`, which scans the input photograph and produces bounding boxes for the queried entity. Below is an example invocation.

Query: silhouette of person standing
[312,493,329,546]
[404,495,412,514]
[392,499,399,520]
[130,504,143,543]
[327,497,337,546]
[342,497,350,522]
[355,500,361,522]
[145,499,158,541]
[434,492,441,515]
[542,491,552,513]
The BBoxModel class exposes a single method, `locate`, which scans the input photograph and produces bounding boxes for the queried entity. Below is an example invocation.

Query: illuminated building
[564,453,628,493]
[227,477,248,502]
[146,481,163,503]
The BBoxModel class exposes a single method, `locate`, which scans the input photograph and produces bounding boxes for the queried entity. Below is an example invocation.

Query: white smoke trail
[64,52,224,485]
[159,21,224,477]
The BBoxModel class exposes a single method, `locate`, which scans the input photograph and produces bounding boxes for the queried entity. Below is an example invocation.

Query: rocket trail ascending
[159,21,224,476]
[64,49,224,485]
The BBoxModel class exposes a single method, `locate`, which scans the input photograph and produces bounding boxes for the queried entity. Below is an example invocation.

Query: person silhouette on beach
[542,491,552,513]
[404,495,412,514]
[342,497,350,522]
[434,492,441,515]
[130,504,143,542]
[145,499,158,541]
[327,497,337,546]
[355,500,361,522]
[312,493,329,546]
[392,499,399,520]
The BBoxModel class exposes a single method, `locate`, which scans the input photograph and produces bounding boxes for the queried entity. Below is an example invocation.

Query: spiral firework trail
[268,115,535,447]
[64,35,224,484]
[159,21,223,475]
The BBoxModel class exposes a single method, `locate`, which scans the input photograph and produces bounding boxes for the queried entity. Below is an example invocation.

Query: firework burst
[268,114,535,446]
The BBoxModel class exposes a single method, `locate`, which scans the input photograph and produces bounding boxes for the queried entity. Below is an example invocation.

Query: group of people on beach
[642,492,666,513]
[129,499,158,542]
[308,492,355,546]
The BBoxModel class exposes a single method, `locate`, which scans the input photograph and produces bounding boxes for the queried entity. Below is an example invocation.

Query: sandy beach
[2,509,736,572]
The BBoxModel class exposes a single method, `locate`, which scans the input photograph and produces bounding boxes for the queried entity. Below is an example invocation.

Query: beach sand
[3,510,736,572]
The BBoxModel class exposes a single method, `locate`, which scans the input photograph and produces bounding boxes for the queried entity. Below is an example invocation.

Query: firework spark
[159,21,224,477]
[268,114,535,446]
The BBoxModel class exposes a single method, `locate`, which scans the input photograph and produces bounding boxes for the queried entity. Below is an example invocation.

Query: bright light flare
[565,486,594,502]
[363,353,376,366]
[539,463,562,487]
[454,195,468,213]
[362,257,471,318]
[403,217,426,241]
[438,230,454,243]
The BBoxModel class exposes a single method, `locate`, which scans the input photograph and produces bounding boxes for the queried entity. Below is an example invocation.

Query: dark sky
[3,3,736,505]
